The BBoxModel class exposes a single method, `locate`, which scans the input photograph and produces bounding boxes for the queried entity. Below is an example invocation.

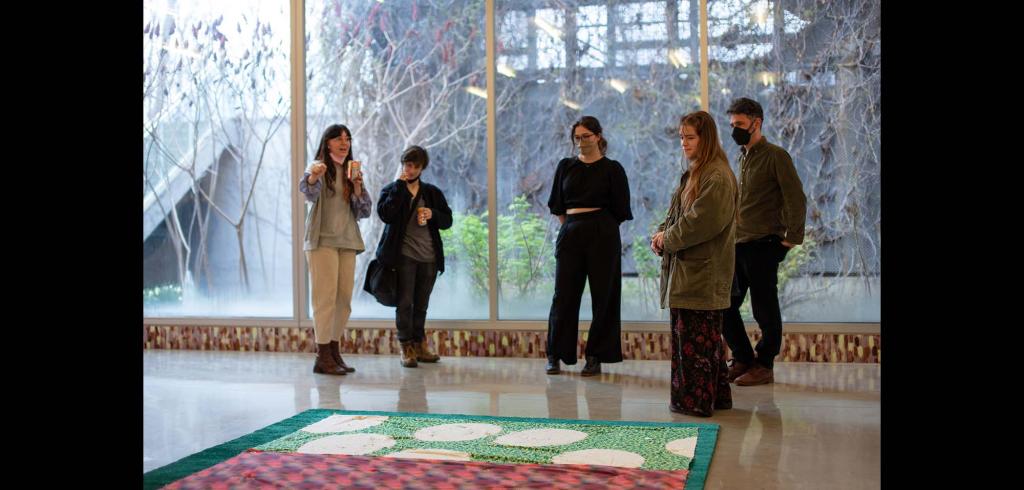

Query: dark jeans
[722,235,789,370]
[396,255,438,343]
[546,210,623,365]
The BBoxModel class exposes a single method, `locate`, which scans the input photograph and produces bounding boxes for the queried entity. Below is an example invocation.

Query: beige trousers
[306,247,357,344]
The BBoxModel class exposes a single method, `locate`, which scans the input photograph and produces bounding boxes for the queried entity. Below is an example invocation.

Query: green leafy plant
[439,211,490,297]
[498,196,556,296]
[441,195,556,299]
[630,209,668,314]
[143,284,183,305]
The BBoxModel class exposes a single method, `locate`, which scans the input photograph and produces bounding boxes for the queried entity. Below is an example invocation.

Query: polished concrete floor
[143,351,880,489]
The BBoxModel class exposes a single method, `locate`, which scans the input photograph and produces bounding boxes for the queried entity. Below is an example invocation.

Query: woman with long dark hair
[299,124,373,375]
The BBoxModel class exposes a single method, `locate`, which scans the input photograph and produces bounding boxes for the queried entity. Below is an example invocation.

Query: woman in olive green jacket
[651,111,738,417]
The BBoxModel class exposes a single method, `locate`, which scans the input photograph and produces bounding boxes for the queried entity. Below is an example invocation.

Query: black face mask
[731,122,757,146]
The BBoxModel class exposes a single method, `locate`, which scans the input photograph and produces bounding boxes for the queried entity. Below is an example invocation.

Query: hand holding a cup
[417,206,432,226]
[347,161,361,180]
[348,161,364,195]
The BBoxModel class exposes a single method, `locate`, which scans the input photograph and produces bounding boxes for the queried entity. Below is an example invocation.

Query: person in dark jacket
[374,146,453,368]
[721,97,807,387]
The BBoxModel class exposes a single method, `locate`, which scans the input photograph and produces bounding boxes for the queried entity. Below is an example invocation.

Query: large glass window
[143,0,293,316]
[496,1,702,321]
[708,0,880,322]
[305,0,489,319]
[143,0,881,325]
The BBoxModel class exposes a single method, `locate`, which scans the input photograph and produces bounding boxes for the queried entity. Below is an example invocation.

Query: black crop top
[547,156,633,224]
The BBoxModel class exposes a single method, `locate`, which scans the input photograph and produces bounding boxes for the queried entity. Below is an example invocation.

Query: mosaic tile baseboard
[143,326,880,363]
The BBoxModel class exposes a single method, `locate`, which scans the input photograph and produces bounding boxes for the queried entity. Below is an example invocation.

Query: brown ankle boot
[329,340,356,373]
[414,339,440,363]
[400,341,418,368]
[313,343,346,375]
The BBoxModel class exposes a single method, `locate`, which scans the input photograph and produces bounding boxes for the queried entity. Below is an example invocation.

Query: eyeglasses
[573,133,595,142]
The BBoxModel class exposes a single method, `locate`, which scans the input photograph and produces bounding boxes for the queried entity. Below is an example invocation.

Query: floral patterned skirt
[670,308,732,416]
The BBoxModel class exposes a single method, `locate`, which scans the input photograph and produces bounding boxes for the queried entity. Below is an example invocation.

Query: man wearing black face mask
[722,97,806,386]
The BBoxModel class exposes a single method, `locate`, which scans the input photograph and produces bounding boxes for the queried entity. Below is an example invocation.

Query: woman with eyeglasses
[545,116,633,376]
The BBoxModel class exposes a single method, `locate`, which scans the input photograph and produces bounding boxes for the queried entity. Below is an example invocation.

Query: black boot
[546,356,561,375]
[581,356,601,377]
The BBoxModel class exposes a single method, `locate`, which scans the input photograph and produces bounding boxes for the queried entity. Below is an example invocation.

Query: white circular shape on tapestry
[552,448,638,468]
[384,449,473,461]
[552,449,645,468]
[665,436,698,458]
[296,433,396,455]
[413,423,503,442]
[493,428,588,447]
[300,415,389,433]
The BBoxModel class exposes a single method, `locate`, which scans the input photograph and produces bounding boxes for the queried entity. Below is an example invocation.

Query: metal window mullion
[291,0,307,325]
[486,0,499,326]
[699,0,709,110]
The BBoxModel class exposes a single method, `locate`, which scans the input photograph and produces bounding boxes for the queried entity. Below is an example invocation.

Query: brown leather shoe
[313,343,346,375]
[400,341,419,368]
[735,365,774,386]
[329,340,355,373]
[415,339,440,363]
[727,359,751,383]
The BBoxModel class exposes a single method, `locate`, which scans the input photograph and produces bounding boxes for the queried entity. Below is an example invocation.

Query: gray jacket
[299,162,373,251]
